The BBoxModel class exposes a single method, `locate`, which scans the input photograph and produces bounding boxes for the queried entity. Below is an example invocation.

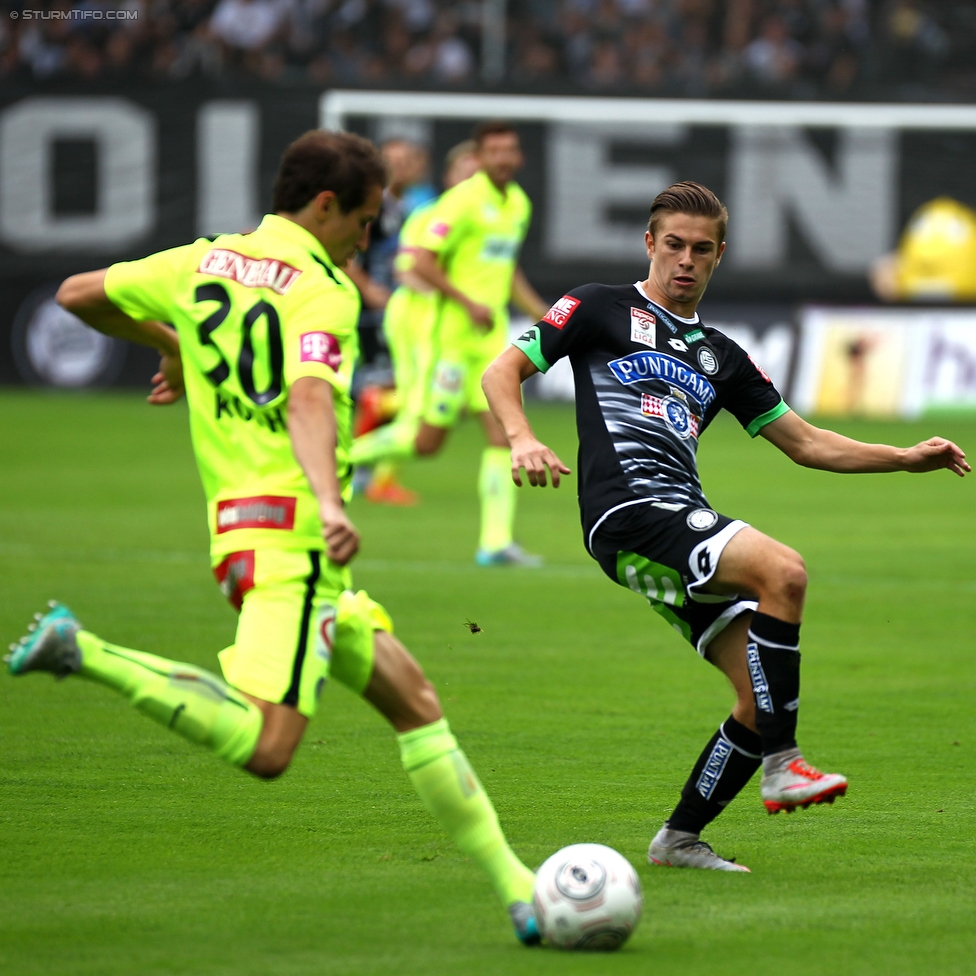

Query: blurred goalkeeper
[6,131,540,945]
[483,181,970,873]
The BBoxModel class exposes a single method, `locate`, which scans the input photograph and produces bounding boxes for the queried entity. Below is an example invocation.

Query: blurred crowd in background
[1,0,974,99]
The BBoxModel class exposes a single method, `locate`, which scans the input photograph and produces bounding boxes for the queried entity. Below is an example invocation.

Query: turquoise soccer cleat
[475,543,543,568]
[5,601,82,678]
[508,901,542,946]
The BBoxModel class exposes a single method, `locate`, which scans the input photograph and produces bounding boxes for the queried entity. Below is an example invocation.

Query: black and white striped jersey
[512,282,789,543]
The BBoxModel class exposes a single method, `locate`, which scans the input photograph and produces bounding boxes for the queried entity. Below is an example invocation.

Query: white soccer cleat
[648,829,750,873]
[761,758,847,814]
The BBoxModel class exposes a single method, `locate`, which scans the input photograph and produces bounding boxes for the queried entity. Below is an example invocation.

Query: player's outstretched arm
[57,269,183,405]
[482,346,572,488]
[288,376,361,565]
[760,410,971,477]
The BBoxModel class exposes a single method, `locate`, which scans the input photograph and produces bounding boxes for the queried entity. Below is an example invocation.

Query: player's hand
[902,437,971,477]
[320,501,360,565]
[464,299,494,331]
[147,351,185,405]
[510,436,572,488]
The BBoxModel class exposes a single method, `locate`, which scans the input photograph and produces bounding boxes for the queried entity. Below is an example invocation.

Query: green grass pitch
[1,389,975,975]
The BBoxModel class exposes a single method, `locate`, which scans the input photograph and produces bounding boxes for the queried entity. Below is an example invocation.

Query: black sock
[747,612,801,755]
[665,716,763,835]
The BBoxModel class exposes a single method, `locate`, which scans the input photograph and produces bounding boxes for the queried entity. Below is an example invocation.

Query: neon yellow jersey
[895,197,976,301]
[104,214,360,561]
[392,200,435,279]
[417,170,531,310]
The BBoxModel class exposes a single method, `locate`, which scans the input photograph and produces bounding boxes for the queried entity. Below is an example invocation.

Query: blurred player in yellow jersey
[356,140,481,505]
[6,131,541,946]
[871,196,976,302]
[352,121,549,566]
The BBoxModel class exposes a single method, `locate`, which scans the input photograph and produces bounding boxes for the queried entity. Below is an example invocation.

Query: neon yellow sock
[398,718,535,907]
[76,631,262,767]
[479,446,516,553]
[350,418,419,467]
[372,460,399,485]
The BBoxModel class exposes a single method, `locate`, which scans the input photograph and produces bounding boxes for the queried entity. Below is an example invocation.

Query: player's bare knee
[411,676,443,726]
[246,745,293,780]
[399,656,443,726]
[754,547,806,610]
[779,550,808,606]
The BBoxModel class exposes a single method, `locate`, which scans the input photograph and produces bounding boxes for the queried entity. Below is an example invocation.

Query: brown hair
[272,130,386,215]
[472,120,519,147]
[647,181,728,243]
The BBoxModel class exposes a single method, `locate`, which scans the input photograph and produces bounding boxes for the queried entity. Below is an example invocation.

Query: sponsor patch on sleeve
[429,221,451,238]
[542,295,581,329]
[300,332,342,370]
[749,354,772,383]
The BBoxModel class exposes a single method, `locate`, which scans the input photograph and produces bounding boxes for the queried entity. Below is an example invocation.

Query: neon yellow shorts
[384,287,438,423]
[423,301,508,428]
[213,548,393,718]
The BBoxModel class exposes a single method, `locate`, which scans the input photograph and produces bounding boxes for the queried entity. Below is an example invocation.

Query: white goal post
[321,89,976,133]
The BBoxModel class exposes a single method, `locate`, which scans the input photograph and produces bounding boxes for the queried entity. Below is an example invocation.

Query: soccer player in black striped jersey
[483,182,969,872]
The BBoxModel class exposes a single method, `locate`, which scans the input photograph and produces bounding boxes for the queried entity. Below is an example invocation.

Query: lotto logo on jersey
[199,249,302,294]
[630,308,656,348]
[216,495,297,534]
[542,295,580,329]
[300,332,342,370]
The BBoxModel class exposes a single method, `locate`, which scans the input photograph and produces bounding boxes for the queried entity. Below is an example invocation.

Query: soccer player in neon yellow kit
[354,139,481,503]
[350,121,549,565]
[6,131,540,945]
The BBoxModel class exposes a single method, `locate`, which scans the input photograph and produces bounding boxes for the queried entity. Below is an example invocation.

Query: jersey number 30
[195,283,284,406]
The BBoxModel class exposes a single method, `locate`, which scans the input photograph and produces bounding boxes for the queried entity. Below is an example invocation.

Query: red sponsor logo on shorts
[213,550,256,611]
[542,295,581,329]
[300,332,342,370]
[429,221,450,238]
[216,495,296,533]
[199,249,302,294]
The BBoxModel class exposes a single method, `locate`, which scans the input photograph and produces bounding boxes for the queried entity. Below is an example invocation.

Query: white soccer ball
[532,843,642,950]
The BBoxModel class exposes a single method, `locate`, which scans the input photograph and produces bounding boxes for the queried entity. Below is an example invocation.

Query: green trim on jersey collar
[746,399,791,438]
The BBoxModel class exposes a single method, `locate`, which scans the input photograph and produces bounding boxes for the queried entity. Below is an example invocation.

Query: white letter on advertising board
[197,101,260,237]
[727,126,896,272]
[546,123,685,261]
[0,96,155,251]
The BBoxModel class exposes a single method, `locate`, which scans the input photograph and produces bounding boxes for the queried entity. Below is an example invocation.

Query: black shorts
[588,500,757,656]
